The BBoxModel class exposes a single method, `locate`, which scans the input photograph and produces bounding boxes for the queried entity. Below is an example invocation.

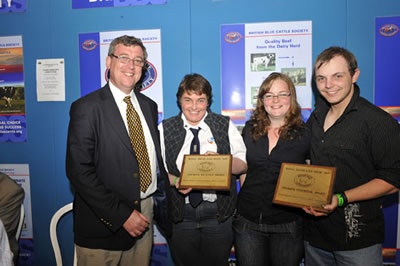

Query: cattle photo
[0,86,16,107]
[0,86,25,114]
[250,53,276,72]
[281,67,307,86]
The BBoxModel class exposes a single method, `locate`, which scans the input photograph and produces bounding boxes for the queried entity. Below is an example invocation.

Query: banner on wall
[220,21,312,125]
[0,164,34,265]
[78,29,164,120]
[0,0,26,13]
[375,16,400,122]
[152,226,173,266]
[375,16,400,265]
[79,29,169,265]
[72,0,167,9]
[0,35,27,142]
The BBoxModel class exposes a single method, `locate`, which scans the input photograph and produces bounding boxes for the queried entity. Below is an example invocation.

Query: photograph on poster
[0,46,25,115]
[250,53,276,72]
[0,86,25,114]
[0,36,27,142]
[281,67,306,86]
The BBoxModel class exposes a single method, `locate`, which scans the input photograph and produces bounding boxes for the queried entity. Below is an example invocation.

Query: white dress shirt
[109,82,157,199]
[159,112,246,202]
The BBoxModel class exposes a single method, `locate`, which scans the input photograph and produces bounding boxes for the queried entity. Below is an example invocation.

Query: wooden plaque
[179,154,232,190]
[273,163,336,213]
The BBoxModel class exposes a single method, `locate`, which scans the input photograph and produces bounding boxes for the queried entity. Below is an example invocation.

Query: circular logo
[139,61,157,92]
[379,24,399,37]
[197,162,215,172]
[81,39,98,51]
[224,32,241,43]
[294,174,315,187]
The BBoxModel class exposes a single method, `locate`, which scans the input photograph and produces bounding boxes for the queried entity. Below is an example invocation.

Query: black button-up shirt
[305,84,400,251]
[237,121,311,224]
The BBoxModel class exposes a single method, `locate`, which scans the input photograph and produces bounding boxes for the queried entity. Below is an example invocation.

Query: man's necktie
[123,96,152,192]
[189,128,203,208]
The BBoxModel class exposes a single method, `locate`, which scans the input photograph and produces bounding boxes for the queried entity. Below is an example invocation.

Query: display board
[220,21,312,124]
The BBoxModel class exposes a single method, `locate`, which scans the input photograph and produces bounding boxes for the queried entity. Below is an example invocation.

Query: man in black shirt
[304,46,400,266]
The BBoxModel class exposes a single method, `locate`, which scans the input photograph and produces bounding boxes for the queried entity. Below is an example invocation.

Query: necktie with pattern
[123,96,152,192]
[189,128,203,207]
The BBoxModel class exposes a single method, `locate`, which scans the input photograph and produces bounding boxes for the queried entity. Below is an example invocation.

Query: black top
[237,120,311,224]
[305,84,400,251]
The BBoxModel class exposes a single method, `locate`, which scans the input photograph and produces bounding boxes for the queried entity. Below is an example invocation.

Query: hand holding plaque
[272,163,336,213]
[179,154,232,190]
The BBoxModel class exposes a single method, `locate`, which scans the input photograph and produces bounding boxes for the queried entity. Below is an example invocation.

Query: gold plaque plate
[179,154,232,190]
[273,163,336,212]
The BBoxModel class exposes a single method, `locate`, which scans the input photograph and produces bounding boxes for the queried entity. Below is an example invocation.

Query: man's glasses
[262,92,291,101]
[110,54,145,67]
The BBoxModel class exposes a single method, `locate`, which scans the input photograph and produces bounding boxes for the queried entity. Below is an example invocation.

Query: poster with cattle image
[0,35,26,142]
[221,21,312,124]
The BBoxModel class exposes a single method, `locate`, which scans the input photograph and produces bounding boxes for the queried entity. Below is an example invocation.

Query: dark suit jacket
[66,84,171,250]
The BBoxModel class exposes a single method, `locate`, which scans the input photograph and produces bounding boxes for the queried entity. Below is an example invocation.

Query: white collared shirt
[159,112,246,202]
[109,82,157,199]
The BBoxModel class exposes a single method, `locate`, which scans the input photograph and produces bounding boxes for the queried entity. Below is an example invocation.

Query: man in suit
[0,172,24,264]
[66,35,171,266]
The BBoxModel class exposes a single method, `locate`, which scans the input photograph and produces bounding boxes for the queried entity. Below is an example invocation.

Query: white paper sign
[36,58,65,101]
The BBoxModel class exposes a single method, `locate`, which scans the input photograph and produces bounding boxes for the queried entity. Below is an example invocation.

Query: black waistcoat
[162,112,237,223]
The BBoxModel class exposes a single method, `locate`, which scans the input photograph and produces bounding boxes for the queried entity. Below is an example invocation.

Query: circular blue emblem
[139,61,157,91]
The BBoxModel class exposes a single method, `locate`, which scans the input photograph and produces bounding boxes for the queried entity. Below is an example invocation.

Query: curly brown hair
[249,72,304,141]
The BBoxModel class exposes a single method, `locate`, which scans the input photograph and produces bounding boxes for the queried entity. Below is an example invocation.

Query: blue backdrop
[0,0,399,265]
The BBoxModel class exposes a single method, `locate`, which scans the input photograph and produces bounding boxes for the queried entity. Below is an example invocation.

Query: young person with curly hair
[234,72,310,266]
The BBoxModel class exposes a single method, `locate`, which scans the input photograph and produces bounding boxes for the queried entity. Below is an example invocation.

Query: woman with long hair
[234,72,311,266]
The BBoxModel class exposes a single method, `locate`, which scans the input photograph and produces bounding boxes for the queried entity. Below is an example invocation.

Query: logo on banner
[104,61,157,92]
[224,32,241,43]
[140,61,157,91]
[379,24,399,37]
[82,40,98,51]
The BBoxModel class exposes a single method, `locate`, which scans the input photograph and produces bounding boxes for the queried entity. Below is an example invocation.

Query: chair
[16,203,24,240]
[50,203,76,266]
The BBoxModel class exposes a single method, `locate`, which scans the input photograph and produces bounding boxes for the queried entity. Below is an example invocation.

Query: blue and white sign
[72,0,167,9]
[78,29,164,120]
[221,21,312,124]
[0,35,27,142]
[375,16,400,122]
[0,0,26,13]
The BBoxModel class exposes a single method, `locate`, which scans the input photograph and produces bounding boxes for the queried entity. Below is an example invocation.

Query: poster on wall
[152,226,173,266]
[0,35,27,142]
[72,0,167,9]
[375,16,400,264]
[375,16,400,122]
[0,164,34,265]
[220,21,312,125]
[0,0,26,13]
[78,29,164,121]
